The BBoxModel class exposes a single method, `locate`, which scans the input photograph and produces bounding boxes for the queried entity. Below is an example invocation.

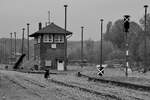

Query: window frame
[37,35,41,43]
[54,35,64,43]
[43,34,53,43]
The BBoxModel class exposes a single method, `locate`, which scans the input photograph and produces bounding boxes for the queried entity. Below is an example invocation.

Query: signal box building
[30,22,72,70]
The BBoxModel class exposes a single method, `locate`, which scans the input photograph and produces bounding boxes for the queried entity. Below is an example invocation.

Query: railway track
[77,72,150,92]
[2,70,148,100]
[18,77,47,88]
[14,73,145,100]
[17,70,150,92]
[12,74,127,100]
[48,78,123,100]
[17,70,67,75]
[16,75,124,100]
[49,77,146,100]
[3,75,43,98]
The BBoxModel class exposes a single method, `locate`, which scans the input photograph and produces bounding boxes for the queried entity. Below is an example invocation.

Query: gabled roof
[30,22,72,37]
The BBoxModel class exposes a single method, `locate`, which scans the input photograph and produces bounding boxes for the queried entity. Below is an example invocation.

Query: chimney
[39,22,42,30]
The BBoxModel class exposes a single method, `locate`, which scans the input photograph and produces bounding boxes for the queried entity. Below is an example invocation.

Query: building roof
[30,23,72,37]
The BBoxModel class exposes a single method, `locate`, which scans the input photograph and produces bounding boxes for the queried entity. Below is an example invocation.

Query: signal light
[123,15,130,32]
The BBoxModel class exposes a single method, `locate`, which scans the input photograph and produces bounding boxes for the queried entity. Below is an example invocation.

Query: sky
[0,0,150,41]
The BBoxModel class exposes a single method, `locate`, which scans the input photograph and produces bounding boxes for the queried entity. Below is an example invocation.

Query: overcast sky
[0,0,150,41]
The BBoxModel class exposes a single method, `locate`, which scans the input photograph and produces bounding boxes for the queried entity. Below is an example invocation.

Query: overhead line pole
[144,5,148,72]
[14,32,16,60]
[27,23,30,60]
[81,26,84,68]
[22,28,25,55]
[48,11,50,25]
[64,4,68,71]
[4,40,6,64]
[10,32,12,64]
[100,19,104,68]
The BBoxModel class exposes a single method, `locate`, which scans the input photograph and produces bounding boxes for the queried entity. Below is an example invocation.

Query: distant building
[30,22,72,70]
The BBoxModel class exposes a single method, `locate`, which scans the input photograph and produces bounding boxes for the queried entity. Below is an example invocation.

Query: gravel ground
[50,74,150,100]
[81,66,150,86]
[0,70,106,100]
[14,70,150,100]
[1,66,150,100]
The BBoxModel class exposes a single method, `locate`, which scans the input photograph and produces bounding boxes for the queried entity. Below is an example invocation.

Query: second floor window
[43,34,53,43]
[49,35,53,42]
[54,35,64,43]
[37,36,41,43]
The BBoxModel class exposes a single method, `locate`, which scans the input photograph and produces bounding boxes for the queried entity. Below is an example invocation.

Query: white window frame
[37,36,41,43]
[43,34,53,43]
[43,34,49,42]
[49,35,53,42]
[34,37,38,44]
[54,35,64,43]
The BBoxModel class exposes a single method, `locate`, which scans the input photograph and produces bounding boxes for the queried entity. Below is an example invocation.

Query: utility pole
[27,23,30,60]
[48,11,50,25]
[22,28,25,55]
[14,32,16,60]
[123,15,130,77]
[10,32,12,64]
[144,5,148,73]
[2,40,4,63]
[4,40,6,64]
[64,4,68,71]
[100,19,104,68]
[81,26,84,68]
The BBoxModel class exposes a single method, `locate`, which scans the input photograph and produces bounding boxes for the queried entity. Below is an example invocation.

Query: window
[54,35,64,43]
[59,35,64,42]
[54,35,59,43]
[37,36,41,43]
[34,37,38,43]
[43,35,48,42]
[49,35,53,42]
[43,34,53,43]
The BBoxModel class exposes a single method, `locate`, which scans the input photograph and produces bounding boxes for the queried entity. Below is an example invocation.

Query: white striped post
[124,15,130,77]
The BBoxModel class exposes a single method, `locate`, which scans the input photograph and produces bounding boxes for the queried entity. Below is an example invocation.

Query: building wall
[34,44,40,60]
[40,43,65,69]
[34,34,66,69]
[34,43,65,69]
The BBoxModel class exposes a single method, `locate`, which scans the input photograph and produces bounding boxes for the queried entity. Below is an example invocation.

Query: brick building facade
[30,22,72,70]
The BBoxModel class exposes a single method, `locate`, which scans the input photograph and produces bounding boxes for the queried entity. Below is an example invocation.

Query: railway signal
[123,15,130,77]
[123,15,130,32]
